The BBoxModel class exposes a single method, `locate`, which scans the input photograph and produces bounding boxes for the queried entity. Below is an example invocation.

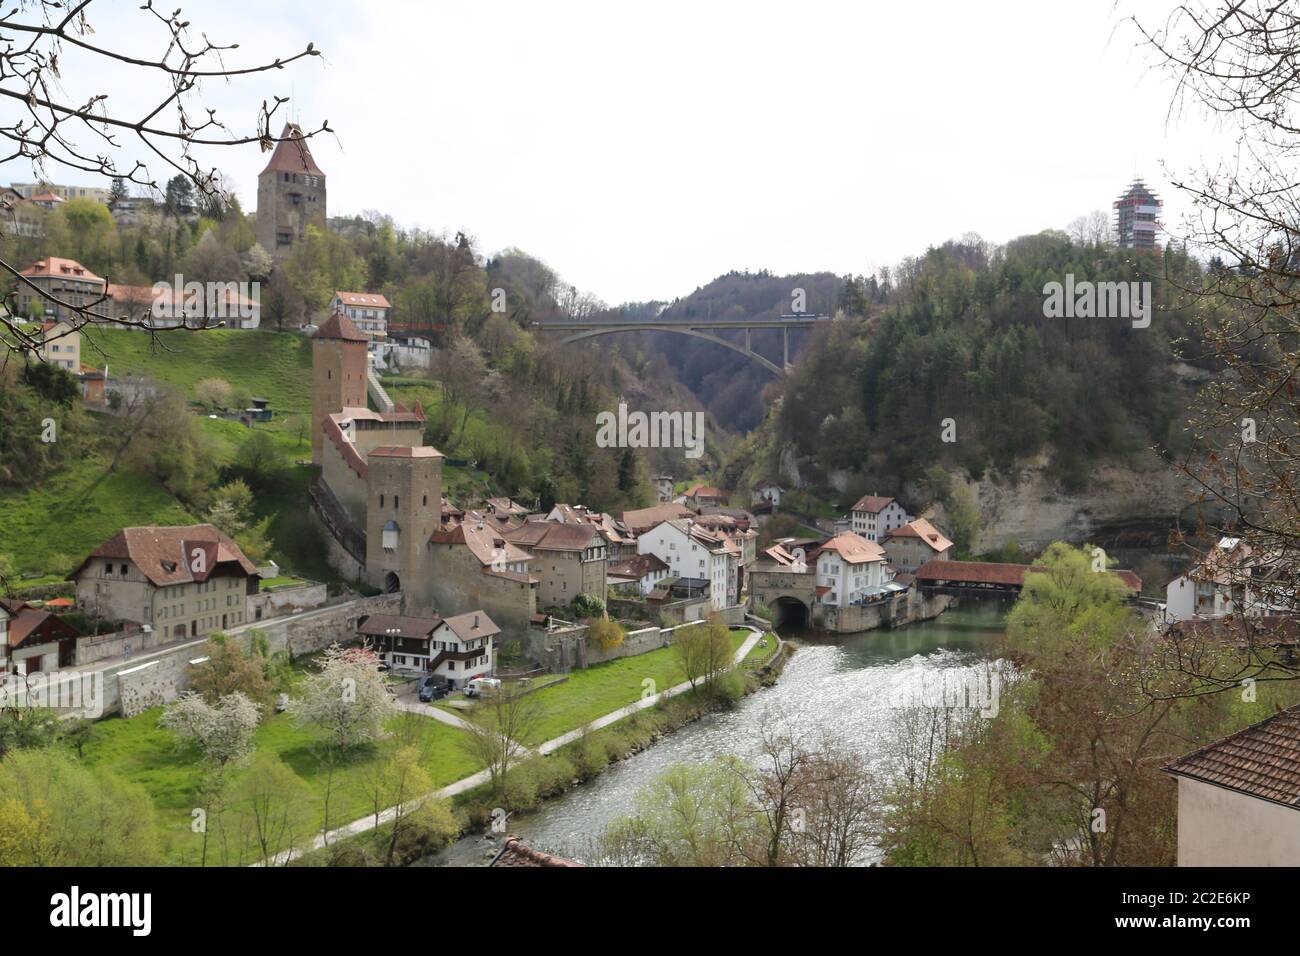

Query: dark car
[418,676,447,702]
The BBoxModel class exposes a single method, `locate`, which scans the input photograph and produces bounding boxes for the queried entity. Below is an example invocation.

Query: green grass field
[517,628,751,745]
[83,327,314,415]
[80,706,483,865]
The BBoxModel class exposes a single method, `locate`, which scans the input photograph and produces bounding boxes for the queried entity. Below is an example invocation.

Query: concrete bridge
[534,314,832,375]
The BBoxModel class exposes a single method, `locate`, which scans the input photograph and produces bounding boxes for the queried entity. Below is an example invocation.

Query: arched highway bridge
[534,314,832,375]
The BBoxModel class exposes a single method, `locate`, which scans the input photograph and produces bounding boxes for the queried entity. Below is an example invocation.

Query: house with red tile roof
[15,257,106,321]
[331,291,391,342]
[69,525,259,640]
[883,518,955,572]
[1164,704,1300,866]
[812,533,890,608]
[0,598,81,675]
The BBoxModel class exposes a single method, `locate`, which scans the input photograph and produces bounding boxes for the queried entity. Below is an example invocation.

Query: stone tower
[311,314,368,465]
[256,122,327,259]
[365,446,445,596]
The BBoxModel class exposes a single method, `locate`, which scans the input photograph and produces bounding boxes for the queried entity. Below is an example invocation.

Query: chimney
[473,614,479,630]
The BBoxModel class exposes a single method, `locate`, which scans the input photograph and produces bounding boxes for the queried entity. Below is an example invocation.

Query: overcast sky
[37,0,1228,304]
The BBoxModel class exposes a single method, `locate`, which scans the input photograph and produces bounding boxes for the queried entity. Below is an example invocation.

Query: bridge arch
[771,596,809,629]
[556,326,786,376]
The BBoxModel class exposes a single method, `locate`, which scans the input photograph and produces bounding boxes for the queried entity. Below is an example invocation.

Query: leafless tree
[459,681,542,801]
[0,0,327,353]
[1130,1,1300,690]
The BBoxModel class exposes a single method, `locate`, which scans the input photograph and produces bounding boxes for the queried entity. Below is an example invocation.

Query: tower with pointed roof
[256,122,327,258]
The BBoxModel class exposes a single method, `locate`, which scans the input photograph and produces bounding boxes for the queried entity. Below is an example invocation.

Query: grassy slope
[2,330,318,580]
[83,328,314,414]
[0,451,195,577]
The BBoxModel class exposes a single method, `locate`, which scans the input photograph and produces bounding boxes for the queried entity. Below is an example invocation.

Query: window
[393,496,399,508]
[379,494,384,508]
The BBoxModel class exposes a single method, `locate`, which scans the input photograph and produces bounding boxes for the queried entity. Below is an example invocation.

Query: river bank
[428,597,1011,866]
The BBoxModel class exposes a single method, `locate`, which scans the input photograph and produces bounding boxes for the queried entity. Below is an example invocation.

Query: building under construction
[1113,179,1163,252]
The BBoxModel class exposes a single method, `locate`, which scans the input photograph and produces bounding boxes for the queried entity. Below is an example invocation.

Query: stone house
[883,518,954,573]
[504,520,608,611]
[69,525,259,640]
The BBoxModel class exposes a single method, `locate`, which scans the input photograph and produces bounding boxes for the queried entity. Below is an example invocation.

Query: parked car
[418,676,447,702]
[464,677,501,698]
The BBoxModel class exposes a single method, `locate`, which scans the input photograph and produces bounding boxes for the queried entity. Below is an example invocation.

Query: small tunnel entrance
[772,596,809,629]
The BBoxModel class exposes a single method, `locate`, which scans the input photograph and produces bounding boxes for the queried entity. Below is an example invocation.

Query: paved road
[259,626,768,866]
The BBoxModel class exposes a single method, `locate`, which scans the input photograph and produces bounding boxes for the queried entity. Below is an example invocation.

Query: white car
[464,677,501,698]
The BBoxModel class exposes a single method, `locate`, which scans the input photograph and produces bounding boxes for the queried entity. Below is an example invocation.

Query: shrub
[587,617,625,651]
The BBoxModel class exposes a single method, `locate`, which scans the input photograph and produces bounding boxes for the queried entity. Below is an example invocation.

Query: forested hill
[733,233,1210,501]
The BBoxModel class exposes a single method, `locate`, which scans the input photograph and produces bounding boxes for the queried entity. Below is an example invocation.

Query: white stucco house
[637,518,739,610]
[850,494,911,543]
[751,480,783,508]
[1163,536,1295,623]
[813,533,889,608]
[358,610,497,688]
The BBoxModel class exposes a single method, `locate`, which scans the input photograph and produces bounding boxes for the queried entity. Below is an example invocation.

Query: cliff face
[960,457,1192,553]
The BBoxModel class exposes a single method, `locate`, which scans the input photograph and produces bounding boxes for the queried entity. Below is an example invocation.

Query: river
[431,597,1011,867]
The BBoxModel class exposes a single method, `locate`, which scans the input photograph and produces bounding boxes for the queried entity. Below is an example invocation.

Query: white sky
[27,0,1229,303]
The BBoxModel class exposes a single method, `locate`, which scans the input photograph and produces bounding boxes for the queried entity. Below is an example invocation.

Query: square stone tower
[312,314,369,465]
[365,446,445,595]
[256,123,327,259]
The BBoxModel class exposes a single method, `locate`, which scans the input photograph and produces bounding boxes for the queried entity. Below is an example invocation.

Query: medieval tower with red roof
[256,122,327,258]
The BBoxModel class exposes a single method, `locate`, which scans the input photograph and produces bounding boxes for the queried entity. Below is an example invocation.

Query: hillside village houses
[331,291,391,342]
[1163,536,1297,623]
[883,518,955,573]
[751,479,783,508]
[636,517,749,611]
[850,494,912,543]
[654,475,675,503]
[70,525,260,641]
